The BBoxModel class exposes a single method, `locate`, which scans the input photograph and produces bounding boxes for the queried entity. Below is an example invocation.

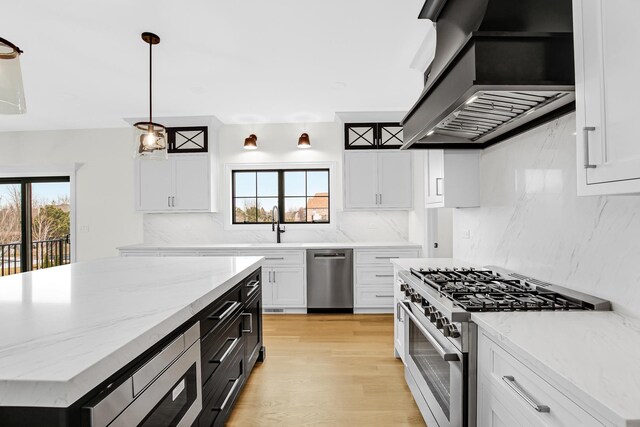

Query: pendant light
[133,32,167,160]
[244,134,258,150]
[0,37,26,114]
[297,132,311,149]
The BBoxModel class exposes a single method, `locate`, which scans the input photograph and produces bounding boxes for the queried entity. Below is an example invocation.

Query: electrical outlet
[80,225,90,233]
[462,229,470,239]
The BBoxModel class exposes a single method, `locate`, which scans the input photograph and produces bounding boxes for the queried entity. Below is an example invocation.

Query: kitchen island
[0,256,264,426]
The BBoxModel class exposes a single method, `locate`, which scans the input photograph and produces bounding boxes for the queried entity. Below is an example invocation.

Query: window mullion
[20,182,33,272]
[277,170,285,223]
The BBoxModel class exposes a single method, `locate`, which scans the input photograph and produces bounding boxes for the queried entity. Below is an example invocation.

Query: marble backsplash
[454,113,640,317]
[144,210,409,245]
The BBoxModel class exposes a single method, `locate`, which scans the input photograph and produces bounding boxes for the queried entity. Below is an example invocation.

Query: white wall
[454,113,640,316]
[144,122,413,244]
[0,128,143,261]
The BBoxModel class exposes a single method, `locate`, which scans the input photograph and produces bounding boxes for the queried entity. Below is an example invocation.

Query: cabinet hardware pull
[375,294,393,298]
[375,274,394,278]
[214,377,241,411]
[167,196,171,207]
[435,177,444,196]
[171,196,175,207]
[265,257,284,260]
[502,376,550,413]
[241,313,253,333]
[210,337,240,364]
[273,271,276,282]
[583,126,597,169]
[375,256,399,259]
[208,301,241,321]
[379,193,382,204]
[246,280,260,297]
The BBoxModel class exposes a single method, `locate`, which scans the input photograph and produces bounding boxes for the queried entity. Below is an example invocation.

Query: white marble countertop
[473,311,640,426]
[119,241,421,251]
[0,256,263,408]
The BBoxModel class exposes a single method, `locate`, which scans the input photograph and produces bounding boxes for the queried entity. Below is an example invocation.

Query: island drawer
[199,343,245,427]
[238,250,304,266]
[201,311,244,385]
[243,268,262,301]
[198,283,244,338]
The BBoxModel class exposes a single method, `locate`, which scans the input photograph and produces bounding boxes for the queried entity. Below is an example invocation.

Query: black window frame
[231,168,330,225]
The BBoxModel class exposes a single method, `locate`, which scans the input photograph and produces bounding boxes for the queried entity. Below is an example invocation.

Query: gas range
[395,265,611,427]
[408,266,611,313]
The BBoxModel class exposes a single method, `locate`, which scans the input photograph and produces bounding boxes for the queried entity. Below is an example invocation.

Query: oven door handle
[398,302,459,362]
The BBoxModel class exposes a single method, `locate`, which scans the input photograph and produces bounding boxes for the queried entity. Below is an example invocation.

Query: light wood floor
[226,314,425,426]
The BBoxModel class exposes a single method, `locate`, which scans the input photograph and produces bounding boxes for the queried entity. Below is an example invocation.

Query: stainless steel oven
[83,322,202,427]
[399,301,467,427]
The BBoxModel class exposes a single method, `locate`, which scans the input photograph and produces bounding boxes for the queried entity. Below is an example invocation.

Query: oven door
[399,302,466,427]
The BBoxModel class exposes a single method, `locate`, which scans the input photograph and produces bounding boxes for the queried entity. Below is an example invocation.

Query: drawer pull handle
[214,377,241,411]
[265,257,285,260]
[208,301,241,321]
[246,279,260,296]
[435,177,444,196]
[502,376,550,413]
[375,274,394,278]
[241,313,253,333]
[375,294,393,298]
[375,256,399,259]
[210,337,240,364]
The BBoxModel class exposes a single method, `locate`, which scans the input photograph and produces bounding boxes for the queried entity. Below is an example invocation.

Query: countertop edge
[117,242,422,251]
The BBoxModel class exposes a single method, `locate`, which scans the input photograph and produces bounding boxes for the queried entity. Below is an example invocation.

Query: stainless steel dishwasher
[306,249,353,313]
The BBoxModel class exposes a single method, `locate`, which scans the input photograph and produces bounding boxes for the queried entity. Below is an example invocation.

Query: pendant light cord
[149,40,153,125]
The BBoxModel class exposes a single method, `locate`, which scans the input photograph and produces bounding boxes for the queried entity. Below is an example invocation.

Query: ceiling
[0,0,429,132]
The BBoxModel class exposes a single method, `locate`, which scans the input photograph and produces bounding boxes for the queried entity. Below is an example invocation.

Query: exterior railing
[0,235,71,277]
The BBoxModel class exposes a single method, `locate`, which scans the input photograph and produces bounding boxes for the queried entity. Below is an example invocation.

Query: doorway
[0,177,71,276]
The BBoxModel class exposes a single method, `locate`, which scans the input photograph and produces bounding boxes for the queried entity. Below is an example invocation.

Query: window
[232,169,330,224]
[0,177,71,276]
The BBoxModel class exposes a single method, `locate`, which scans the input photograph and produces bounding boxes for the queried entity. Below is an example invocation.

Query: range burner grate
[410,267,587,312]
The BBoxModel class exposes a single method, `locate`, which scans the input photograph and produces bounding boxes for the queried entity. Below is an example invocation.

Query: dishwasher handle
[313,253,346,259]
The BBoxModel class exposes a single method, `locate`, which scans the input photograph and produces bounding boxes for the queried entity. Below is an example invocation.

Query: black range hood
[401,0,575,150]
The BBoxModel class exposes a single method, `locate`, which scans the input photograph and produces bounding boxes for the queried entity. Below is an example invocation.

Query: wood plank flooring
[226,314,425,426]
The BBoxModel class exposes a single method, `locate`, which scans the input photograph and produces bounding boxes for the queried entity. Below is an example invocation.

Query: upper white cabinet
[344,151,413,210]
[135,153,216,212]
[574,0,640,196]
[424,150,480,208]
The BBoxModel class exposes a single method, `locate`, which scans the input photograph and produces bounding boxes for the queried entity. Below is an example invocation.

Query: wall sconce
[298,133,311,149]
[0,37,26,114]
[244,134,258,150]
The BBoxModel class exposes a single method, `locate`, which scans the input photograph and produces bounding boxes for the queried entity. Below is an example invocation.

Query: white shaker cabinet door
[575,0,640,195]
[136,159,172,211]
[173,155,211,210]
[344,151,378,209]
[378,151,412,208]
[271,267,305,307]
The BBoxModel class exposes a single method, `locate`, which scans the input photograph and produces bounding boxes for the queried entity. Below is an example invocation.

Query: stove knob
[442,320,451,336]
[447,324,461,338]
[428,307,438,322]
[400,283,408,292]
[411,293,422,303]
[404,287,412,297]
[434,313,444,329]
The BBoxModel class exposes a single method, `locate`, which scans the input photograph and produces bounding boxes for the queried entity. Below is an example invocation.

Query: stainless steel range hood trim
[401,32,575,150]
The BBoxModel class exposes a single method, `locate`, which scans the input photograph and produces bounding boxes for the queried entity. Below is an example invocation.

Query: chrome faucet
[271,205,285,243]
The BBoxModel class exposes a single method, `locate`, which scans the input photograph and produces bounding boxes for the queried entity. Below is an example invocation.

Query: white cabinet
[344,151,413,210]
[354,248,420,312]
[238,250,306,310]
[135,153,215,212]
[424,150,479,208]
[477,331,603,427]
[264,267,305,307]
[574,0,640,195]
